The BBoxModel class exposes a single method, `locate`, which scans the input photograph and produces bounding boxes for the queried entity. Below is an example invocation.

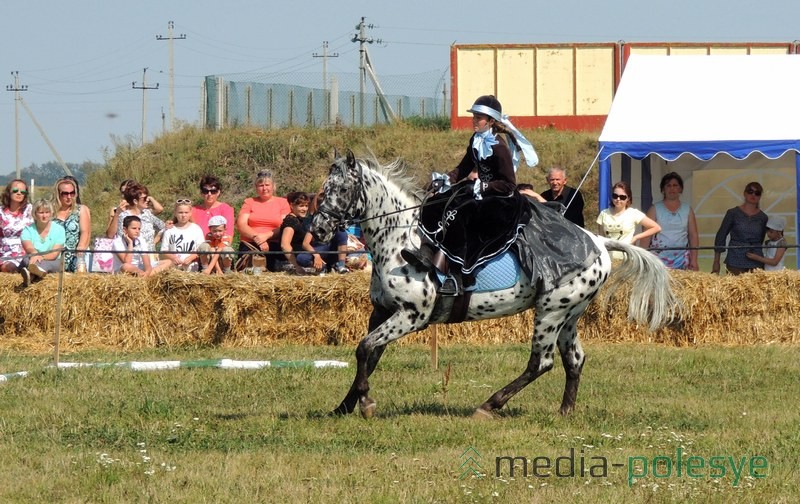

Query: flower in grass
[96,453,115,467]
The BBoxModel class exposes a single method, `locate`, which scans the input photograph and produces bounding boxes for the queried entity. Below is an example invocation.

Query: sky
[1,0,799,174]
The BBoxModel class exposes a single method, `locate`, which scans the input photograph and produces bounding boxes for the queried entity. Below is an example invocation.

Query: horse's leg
[556,313,587,416]
[332,306,430,418]
[557,262,605,415]
[332,307,391,416]
[473,305,568,419]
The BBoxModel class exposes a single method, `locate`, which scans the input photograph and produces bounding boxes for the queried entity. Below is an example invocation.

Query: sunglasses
[746,189,762,196]
[60,190,77,197]
[200,187,219,195]
[11,188,28,195]
[176,199,192,205]
[256,170,273,179]
[611,193,628,201]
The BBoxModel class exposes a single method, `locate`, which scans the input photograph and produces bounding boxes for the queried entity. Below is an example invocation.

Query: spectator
[746,215,787,271]
[596,181,661,260]
[159,200,205,271]
[106,179,163,238]
[343,224,370,272]
[19,199,66,285]
[712,182,768,275]
[280,192,313,274]
[116,182,166,258]
[516,183,546,203]
[236,170,290,272]
[305,190,350,273]
[192,175,235,238]
[0,179,33,273]
[640,172,699,271]
[53,177,92,273]
[541,167,585,227]
[112,215,172,276]
[199,215,235,275]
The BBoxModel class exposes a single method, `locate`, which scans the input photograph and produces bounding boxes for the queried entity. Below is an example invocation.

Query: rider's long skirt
[417,184,531,275]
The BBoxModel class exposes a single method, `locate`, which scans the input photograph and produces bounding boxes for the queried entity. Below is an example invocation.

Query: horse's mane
[359,154,424,201]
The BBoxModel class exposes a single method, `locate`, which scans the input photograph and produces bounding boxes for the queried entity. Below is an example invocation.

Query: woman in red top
[236,170,290,272]
[192,175,235,238]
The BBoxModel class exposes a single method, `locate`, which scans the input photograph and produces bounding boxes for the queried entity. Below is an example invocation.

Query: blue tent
[597,54,800,266]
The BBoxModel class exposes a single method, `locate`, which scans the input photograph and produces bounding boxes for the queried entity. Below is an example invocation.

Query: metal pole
[6,71,28,178]
[132,68,159,145]
[157,21,186,130]
[313,41,339,125]
[18,97,73,176]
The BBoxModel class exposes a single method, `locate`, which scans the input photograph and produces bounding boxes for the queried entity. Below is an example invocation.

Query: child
[159,201,205,271]
[746,215,787,271]
[113,215,173,276]
[280,192,313,274]
[198,215,235,275]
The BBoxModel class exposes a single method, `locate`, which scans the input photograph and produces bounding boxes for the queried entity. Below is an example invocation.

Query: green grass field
[1,343,797,503]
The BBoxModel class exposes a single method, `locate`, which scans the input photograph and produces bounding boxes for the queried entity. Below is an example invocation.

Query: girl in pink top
[191,175,235,238]
[236,170,290,271]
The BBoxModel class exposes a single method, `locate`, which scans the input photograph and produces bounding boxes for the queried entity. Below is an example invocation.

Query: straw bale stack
[1,268,798,353]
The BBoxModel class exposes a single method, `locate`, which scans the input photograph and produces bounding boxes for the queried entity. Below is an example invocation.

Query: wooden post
[430,326,439,370]
[53,254,66,366]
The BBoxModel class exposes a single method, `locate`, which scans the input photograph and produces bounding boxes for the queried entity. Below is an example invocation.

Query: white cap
[767,215,786,231]
[208,215,227,228]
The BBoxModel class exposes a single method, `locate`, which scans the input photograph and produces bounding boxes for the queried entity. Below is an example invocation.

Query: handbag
[90,237,115,273]
[235,240,268,271]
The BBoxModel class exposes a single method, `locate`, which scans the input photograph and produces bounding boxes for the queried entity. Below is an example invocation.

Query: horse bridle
[316,158,367,231]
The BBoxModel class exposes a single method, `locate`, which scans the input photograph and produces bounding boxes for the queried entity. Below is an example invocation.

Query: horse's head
[311,149,365,243]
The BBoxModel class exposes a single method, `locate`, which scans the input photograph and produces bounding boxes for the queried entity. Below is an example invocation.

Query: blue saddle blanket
[436,251,520,293]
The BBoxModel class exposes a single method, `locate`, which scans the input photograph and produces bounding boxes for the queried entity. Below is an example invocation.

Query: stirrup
[438,275,461,296]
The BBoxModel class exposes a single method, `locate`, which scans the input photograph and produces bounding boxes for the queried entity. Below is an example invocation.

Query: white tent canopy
[597,54,800,267]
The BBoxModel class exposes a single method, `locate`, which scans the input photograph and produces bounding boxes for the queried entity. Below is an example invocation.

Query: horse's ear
[333,147,340,159]
[346,149,356,168]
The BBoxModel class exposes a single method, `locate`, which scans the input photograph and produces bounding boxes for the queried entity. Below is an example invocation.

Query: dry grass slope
[2,268,798,353]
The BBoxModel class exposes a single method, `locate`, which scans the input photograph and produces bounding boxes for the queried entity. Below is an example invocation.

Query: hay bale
[1,268,799,352]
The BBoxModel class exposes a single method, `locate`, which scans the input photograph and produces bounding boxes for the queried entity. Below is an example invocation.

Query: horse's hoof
[359,397,377,419]
[471,408,495,420]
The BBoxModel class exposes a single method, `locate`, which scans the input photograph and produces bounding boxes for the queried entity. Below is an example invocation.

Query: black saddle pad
[514,200,601,293]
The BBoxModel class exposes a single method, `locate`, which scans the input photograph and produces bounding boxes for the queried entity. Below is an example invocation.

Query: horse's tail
[600,238,681,331]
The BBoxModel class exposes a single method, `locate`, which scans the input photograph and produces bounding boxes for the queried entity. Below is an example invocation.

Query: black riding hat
[467,95,502,121]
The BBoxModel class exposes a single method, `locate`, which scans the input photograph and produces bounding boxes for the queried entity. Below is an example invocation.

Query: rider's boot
[401,243,434,269]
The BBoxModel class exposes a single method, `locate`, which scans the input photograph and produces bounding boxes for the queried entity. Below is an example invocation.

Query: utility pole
[351,17,380,126]
[6,71,28,179]
[313,41,338,125]
[156,20,186,131]
[132,68,159,145]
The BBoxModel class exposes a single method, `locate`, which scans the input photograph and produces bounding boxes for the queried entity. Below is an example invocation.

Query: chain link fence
[203,70,450,129]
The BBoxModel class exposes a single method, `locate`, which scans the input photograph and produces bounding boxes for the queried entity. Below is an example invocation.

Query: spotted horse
[311,150,679,419]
